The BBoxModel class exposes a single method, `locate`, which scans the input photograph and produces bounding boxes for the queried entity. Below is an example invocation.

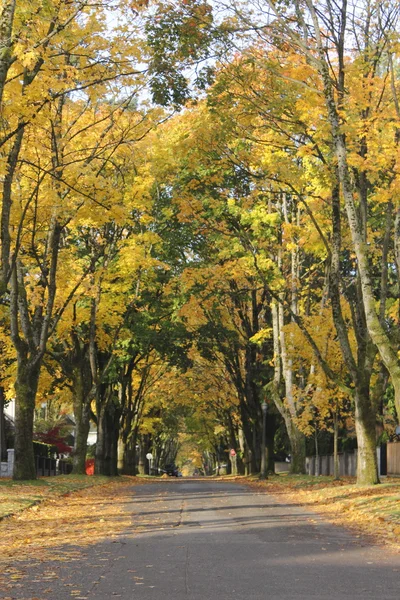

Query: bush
[86,443,96,458]
[34,424,73,454]
[33,441,57,458]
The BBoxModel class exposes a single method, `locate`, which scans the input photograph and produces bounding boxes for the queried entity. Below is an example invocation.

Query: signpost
[230,448,237,475]
[146,452,153,475]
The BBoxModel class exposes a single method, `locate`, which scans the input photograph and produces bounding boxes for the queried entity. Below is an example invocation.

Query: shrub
[33,441,57,458]
[34,425,73,454]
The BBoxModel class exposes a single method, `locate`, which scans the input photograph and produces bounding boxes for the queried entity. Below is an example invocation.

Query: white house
[4,399,15,420]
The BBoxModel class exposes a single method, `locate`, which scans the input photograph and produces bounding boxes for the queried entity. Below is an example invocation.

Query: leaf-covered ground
[242,474,400,552]
[0,477,152,564]
[0,475,133,519]
[1,474,399,570]
[0,476,156,599]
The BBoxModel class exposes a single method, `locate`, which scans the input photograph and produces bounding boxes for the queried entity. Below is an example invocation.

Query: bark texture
[0,387,7,462]
[13,360,41,480]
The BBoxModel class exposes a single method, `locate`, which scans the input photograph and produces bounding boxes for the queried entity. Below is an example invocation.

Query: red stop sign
[230,449,236,456]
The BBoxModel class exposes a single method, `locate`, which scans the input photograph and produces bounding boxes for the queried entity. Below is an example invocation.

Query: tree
[144,57,388,482]
[6,8,150,479]
[142,0,400,485]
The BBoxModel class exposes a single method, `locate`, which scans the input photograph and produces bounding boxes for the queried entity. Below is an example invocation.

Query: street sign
[146,453,153,460]
[230,449,236,457]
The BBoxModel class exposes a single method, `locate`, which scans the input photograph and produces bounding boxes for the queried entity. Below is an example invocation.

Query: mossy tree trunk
[72,393,91,475]
[329,183,379,485]
[52,336,94,476]
[0,387,7,462]
[118,435,137,475]
[333,404,339,480]
[289,424,306,475]
[0,1,16,109]
[118,361,149,475]
[13,357,41,480]
[70,360,93,475]
[10,251,60,480]
[354,387,379,485]
[94,384,121,477]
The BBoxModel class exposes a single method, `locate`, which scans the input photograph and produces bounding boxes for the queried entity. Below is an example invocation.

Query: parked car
[164,463,179,477]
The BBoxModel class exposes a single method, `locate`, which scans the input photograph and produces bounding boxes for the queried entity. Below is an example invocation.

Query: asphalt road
[2,479,399,599]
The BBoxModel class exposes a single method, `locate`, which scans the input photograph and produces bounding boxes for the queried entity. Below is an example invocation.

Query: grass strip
[241,473,400,551]
[0,475,127,519]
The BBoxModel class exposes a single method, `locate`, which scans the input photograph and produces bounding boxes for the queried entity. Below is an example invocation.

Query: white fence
[0,449,14,477]
[1,450,72,477]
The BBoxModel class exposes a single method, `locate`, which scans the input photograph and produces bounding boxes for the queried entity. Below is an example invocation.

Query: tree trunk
[120,436,137,475]
[266,411,277,473]
[0,0,16,108]
[314,423,319,476]
[333,405,339,480]
[237,426,246,474]
[71,367,91,474]
[270,300,306,473]
[251,417,259,473]
[0,387,6,461]
[95,392,120,477]
[117,437,125,473]
[237,398,255,474]
[13,359,41,480]
[109,402,120,477]
[130,434,139,476]
[312,24,400,420]
[329,180,379,485]
[229,453,238,475]
[138,441,146,474]
[271,395,306,474]
[339,144,400,420]
[243,341,263,474]
[288,422,306,475]
[354,388,379,485]
[118,426,139,475]
[94,394,107,475]
[137,435,151,475]
[72,404,90,474]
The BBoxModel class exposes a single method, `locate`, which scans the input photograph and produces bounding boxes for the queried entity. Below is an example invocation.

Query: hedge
[33,441,57,458]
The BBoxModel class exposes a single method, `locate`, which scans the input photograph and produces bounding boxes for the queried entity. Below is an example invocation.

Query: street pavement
[1,479,399,599]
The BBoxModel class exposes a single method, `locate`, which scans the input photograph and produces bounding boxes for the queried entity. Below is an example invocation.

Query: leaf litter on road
[243,474,400,552]
[0,477,153,597]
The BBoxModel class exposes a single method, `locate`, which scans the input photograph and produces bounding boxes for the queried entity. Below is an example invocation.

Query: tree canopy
[1,0,399,485]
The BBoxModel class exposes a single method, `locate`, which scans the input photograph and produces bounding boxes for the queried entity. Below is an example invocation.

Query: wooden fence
[387,443,400,476]
[305,444,400,477]
[305,452,357,477]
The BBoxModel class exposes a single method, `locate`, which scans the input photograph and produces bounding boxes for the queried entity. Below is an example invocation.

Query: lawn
[0,475,125,519]
[0,475,150,567]
[245,474,400,551]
